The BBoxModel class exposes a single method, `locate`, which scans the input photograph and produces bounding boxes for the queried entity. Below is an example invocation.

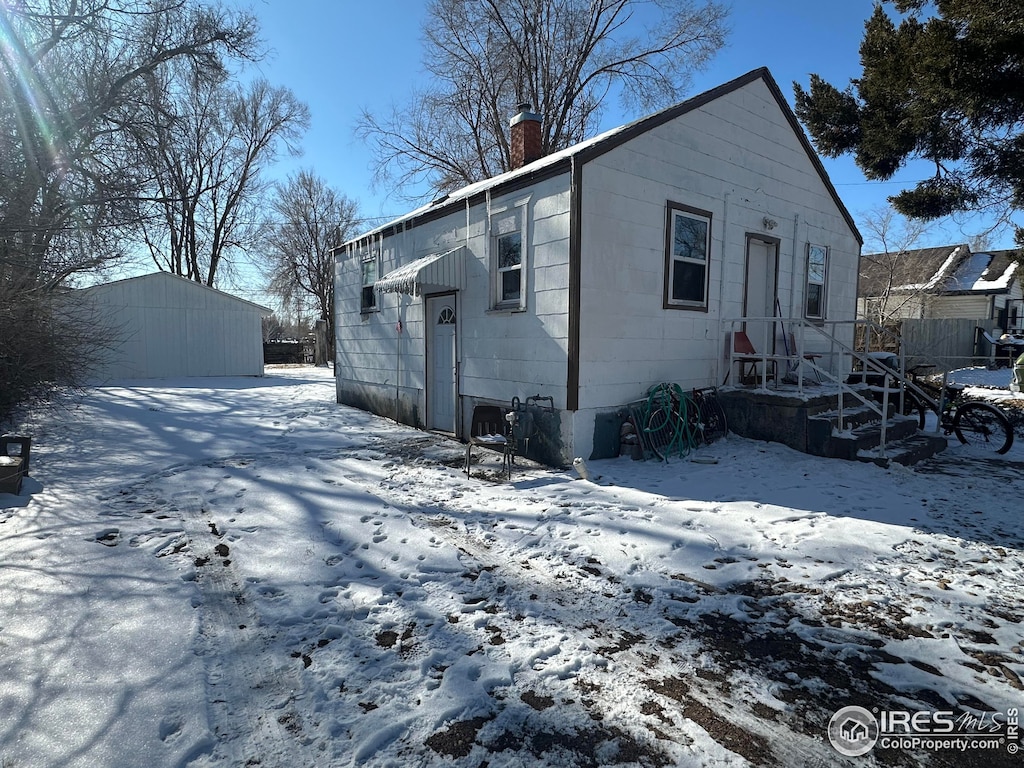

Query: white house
[78,272,272,380]
[334,68,863,465]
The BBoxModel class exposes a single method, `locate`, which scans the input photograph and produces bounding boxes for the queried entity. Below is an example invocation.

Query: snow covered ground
[1,366,1022,767]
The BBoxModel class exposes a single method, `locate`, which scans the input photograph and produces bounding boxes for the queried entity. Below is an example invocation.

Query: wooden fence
[899,317,992,370]
[263,340,313,364]
[855,317,1001,371]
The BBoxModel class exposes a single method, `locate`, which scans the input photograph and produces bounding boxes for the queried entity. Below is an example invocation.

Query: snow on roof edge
[345,125,629,246]
[341,69,787,248]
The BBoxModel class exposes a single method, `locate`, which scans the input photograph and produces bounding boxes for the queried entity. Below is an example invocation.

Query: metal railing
[722,317,943,455]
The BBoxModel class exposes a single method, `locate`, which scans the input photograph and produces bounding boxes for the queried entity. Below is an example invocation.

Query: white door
[743,238,779,354]
[427,295,457,432]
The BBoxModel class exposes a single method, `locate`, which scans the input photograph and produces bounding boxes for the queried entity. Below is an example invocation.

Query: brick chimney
[510,102,542,169]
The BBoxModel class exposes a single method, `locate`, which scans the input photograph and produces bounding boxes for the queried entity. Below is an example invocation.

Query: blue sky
[237,0,1014,251]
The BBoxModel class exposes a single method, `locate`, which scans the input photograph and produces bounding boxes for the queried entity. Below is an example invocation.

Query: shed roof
[342,67,862,248]
[79,271,273,314]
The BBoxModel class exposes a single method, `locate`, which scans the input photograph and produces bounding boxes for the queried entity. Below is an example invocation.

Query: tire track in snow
[177,492,313,768]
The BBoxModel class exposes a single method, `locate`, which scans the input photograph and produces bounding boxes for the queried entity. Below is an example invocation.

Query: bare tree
[357,0,729,198]
[262,171,362,355]
[859,207,940,325]
[0,0,258,425]
[137,72,309,286]
[0,0,258,291]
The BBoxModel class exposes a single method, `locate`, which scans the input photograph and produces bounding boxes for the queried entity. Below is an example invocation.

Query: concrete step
[817,417,920,461]
[718,388,945,467]
[856,433,949,467]
[810,402,892,431]
[801,385,888,418]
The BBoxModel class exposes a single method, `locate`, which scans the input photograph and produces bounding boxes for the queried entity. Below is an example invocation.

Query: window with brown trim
[805,243,828,319]
[360,248,378,313]
[664,202,711,310]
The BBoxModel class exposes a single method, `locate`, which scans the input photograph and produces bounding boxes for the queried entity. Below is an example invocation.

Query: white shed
[334,68,863,465]
[78,272,271,380]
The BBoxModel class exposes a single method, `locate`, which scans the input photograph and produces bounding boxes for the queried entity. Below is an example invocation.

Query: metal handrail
[723,317,942,455]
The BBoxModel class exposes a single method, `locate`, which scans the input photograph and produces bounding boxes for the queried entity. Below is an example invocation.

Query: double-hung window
[491,199,528,310]
[664,202,711,310]
[805,244,828,320]
[360,246,378,313]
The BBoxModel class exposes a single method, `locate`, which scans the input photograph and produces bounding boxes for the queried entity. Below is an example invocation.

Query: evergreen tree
[794,1,1024,242]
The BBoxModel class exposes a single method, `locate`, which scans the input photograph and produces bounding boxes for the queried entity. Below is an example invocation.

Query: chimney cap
[510,103,541,127]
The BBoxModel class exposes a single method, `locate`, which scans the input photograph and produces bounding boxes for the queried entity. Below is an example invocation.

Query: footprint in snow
[159,716,184,742]
[94,528,121,546]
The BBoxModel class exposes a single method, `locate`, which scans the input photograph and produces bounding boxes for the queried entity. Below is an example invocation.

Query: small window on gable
[490,199,528,310]
[360,247,378,313]
[664,202,711,310]
[806,244,828,320]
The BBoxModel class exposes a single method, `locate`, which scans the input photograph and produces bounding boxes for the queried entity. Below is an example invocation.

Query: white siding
[335,73,862,465]
[334,174,572,436]
[80,273,267,380]
[575,77,861,431]
[925,294,991,319]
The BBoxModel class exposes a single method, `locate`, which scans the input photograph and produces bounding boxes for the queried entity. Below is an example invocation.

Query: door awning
[375,246,465,296]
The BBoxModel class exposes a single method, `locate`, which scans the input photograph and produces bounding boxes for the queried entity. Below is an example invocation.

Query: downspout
[567,155,582,412]
[386,232,399,422]
[461,195,472,436]
[789,213,800,322]
[714,191,730,386]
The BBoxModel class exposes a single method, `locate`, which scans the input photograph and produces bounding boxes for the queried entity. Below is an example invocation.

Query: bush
[0,285,112,427]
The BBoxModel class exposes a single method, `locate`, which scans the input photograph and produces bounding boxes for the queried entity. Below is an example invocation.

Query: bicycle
[690,387,729,446]
[641,383,693,460]
[640,384,728,460]
[896,364,1014,454]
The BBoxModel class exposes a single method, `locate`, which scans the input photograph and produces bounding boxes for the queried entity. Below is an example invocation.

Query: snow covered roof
[343,67,861,248]
[860,244,1020,297]
[945,250,1019,292]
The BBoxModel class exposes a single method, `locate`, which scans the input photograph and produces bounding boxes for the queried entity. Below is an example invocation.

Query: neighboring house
[334,68,863,465]
[78,272,272,380]
[858,243,1022,331]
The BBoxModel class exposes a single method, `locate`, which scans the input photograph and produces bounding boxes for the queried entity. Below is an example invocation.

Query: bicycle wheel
[714,395,728,438]
[692,389,727,444]
[953,401,1013,454]
[644,404,673,435]
[675,391,698,454]
[646,406,688,460]
[642,386,675,461]
[705,389,728,442]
